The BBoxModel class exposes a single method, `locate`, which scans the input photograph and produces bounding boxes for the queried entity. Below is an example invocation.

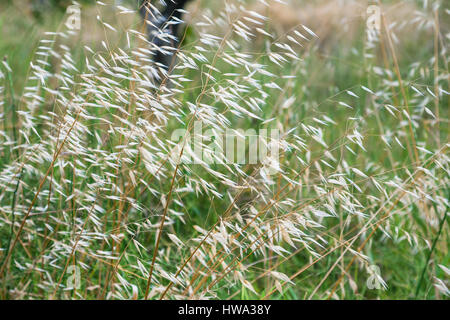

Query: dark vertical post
[139,0,191,73]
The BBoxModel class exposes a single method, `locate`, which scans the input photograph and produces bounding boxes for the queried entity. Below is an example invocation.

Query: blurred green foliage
[29,0,90,20]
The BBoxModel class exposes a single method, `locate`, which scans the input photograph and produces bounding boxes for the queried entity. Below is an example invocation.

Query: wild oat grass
[0,0,448,300]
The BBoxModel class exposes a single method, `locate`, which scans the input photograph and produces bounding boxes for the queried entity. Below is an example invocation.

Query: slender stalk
[414,196,448,299]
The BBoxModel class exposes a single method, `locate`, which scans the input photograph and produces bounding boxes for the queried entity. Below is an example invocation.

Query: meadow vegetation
[0,0,448,299]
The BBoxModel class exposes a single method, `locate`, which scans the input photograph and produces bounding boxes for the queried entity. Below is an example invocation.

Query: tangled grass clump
[0,0,448,299]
